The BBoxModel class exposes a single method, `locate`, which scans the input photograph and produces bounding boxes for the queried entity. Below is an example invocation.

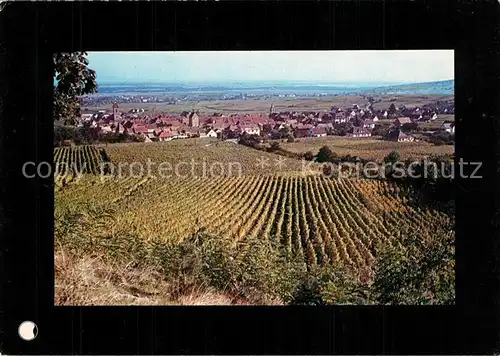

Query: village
[74,98,455,146]
[52,50,457,309]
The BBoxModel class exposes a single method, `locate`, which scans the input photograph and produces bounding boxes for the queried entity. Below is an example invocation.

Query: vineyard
[281,136,454,162]
[54,145,109,187]
[55,143,453,271]
[102,139,322,177]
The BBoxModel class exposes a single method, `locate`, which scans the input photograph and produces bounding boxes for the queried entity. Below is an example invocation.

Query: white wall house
[206,129,218,138]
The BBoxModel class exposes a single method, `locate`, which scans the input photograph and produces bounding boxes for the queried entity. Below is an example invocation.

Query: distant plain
[84,94,454,115]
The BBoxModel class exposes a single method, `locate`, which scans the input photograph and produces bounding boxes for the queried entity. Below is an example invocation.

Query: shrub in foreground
[55,204,455,305]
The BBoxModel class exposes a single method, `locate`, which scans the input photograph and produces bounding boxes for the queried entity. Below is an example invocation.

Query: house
[441,121,455,134]
[294,126,313,138]
[81,113,94,121]
[228,124,243,135]
[333,116,348,124]
[386,129,415,142]
[240,124,261,136]
[133,125,148,134]
[100,125,113,134]
[311,126,328,137]
[184,127,201,138]
[206,129,218,138]
[362,119,376,129]
[393,117,412,127]
[274,123,286,131]
[146,124,157,134]
[158,130,175,142]
[348,126,372,138]
[199,131,208,138]
[122,120,134,129]
[175,132,189,139]
[372,116,379,122]
[260,123,274,135]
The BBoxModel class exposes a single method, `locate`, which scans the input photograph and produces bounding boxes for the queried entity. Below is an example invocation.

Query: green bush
[383,150,401,165]
[371,223,455,305]
[303,151,315,161]
[316,146,338,163]
[291,264,367,305]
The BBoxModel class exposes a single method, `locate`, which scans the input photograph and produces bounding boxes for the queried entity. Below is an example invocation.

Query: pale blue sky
[87,50,454,85]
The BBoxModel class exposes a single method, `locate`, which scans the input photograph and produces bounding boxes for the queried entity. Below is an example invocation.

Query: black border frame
[1,1,499,354]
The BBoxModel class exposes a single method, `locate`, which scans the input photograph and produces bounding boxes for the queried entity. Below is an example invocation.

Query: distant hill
[360,80,454,96]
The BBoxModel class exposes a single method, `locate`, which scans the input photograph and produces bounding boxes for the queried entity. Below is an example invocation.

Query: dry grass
[54,248,261,306]
[54,249,173,305]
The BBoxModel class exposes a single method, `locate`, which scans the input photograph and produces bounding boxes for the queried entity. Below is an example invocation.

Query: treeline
[239,133,304,159]
[54,123,144,146]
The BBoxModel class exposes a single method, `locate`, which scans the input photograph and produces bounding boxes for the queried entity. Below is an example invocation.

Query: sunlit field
[55,141,452,271]
[280,136,454,162]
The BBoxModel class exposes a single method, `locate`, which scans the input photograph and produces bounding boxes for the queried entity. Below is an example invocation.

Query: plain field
[84,94,454,115]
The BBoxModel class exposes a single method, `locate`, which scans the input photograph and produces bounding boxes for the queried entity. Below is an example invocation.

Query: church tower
[270,103,275,114]
[112,102,120,120]
[189,111,199,127]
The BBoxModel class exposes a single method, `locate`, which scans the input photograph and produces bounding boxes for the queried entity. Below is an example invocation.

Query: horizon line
[97,79,454,86]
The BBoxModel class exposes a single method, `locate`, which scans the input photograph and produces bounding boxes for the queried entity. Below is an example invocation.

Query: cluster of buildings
[79,101,453,143]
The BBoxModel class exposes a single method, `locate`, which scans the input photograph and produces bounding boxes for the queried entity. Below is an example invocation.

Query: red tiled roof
[159,130,174,138]
[312,126,327,134]
[396,117,412,124]
[133,125,148,133]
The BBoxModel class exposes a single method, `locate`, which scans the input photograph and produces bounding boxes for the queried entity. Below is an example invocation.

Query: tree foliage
[332,122,353,136]
[401,122,420,133]
[239,133,261,148]
[53,52,98,122]
[383,150,401,165]
[278,126,294,140]
[372,222,455,305]
[371,122,391,137]
[316,146,338,163]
